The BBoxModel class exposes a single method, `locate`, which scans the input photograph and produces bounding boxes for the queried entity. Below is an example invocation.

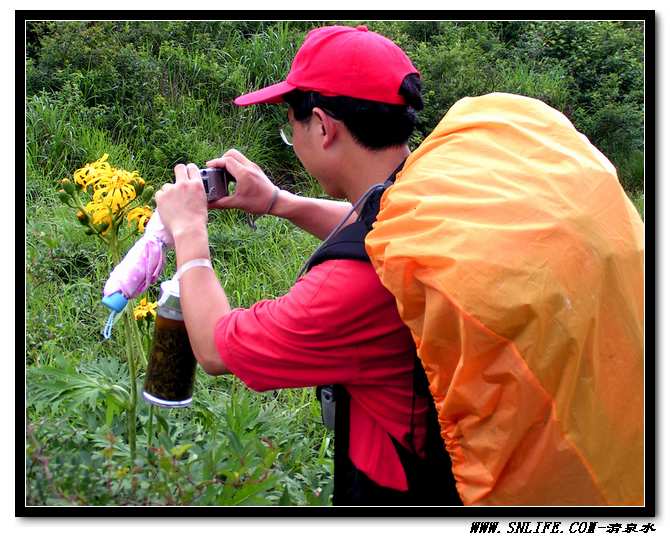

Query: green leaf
[155,413,170,434]
[317,431,331,460]
[158,455,173,473]
[230,474,279,505]
[304,483,332,506]
[278,485,292,506]
[262,446,278,467]
[105,395,118,427]
[157,431,174,451]
[224,430,244,458]
[170,443,193,459]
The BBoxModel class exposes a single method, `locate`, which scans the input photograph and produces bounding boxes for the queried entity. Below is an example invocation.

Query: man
[155,24,461,506]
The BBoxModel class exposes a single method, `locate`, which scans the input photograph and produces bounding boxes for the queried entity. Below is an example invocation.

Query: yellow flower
[69,155,148,235]
[133,298,157,320]
[91,170,137,212]
[127,170,144,184]
[126,205,153,233]
[74,153,112,189]
[85,200,111,224]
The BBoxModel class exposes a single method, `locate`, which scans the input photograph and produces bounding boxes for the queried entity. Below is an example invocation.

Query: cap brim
[233,80,296,106]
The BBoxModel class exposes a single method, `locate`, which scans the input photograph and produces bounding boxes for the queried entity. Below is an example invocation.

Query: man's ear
[312,107,338,149]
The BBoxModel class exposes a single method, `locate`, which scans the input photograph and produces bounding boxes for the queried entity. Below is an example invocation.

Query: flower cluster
[126,206,153,233]
[133,297,158,320]
[58,154,154,241]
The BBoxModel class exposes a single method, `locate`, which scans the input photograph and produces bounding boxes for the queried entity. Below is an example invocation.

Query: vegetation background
[25,20,645,506]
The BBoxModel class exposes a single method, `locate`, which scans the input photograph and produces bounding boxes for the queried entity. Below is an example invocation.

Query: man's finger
[186,163,201,182]
[205,153,240,170]
[207,150,263,175]
[225,149,265,174]
[217,156,247,182]
[205,157,225,168]
[223,148,257,169]
[173,164,189,184]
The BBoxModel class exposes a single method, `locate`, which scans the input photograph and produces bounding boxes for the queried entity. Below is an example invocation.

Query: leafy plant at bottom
[28,355,131,420]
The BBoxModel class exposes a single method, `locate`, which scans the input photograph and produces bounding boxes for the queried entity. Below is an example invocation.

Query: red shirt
[213,259,429,491]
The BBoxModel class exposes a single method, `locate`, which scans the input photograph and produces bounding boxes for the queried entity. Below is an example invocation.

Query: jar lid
[158,278,182,313]
[161,277,180,298]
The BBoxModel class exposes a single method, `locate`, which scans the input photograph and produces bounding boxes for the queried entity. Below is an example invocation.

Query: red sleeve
[214,260,386,392]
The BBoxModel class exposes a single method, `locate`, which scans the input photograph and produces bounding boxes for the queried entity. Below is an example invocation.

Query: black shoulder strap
[305,219,372,268]
[304,161,402,273]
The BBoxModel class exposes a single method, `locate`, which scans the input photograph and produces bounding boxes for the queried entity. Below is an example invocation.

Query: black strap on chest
[305,178,390,271]
[303,162,462,506]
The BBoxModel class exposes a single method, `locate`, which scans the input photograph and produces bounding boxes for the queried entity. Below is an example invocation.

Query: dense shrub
[367,20,644,192]
[529,21,644,191]
[27,20,645,192]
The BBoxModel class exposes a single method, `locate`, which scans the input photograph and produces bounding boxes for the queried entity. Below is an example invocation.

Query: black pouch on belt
[316,385,336,430]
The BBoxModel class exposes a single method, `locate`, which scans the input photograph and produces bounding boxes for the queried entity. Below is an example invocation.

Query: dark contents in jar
[144,315,197,403]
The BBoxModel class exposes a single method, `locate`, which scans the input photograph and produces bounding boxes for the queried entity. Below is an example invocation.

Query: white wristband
[175,258,213,280]
[265,187,280,215]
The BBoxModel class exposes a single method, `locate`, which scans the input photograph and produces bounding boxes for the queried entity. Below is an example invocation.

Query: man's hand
[156,163,230,376]
[205,149,279,215]
[155,163,208,238]
[208,148,355,241]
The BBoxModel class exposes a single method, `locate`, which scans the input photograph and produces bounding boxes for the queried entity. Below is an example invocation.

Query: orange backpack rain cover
[365,93,644,506]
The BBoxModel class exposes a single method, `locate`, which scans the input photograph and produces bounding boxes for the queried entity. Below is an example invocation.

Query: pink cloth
[103,212,174,299]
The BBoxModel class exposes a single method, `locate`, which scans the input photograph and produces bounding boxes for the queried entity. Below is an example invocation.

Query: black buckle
[317,385,336,430]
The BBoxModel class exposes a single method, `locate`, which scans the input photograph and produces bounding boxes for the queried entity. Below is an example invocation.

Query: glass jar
[142,278,197,408]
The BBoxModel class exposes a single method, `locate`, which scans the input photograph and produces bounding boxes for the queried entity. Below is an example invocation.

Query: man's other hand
[155,163,208,238]
[205,149,279,215]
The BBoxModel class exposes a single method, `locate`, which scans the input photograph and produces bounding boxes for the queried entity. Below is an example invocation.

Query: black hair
[283,74,423,150]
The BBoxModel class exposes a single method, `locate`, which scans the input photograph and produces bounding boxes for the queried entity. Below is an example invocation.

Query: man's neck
[341,145,411,206]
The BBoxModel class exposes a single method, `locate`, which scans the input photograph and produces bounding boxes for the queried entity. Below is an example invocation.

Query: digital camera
[200,168,234,202]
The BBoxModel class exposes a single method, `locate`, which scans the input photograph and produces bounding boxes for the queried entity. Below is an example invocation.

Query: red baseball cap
[234,25,419,107]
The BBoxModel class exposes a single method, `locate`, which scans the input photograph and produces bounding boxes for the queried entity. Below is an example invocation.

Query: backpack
[365,93,644,505]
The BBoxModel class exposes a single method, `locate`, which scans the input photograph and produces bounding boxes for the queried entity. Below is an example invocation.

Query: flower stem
[128,317,147,368]
[121,310,138,464]
[110,232,139,466]
[147,404,154,455]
